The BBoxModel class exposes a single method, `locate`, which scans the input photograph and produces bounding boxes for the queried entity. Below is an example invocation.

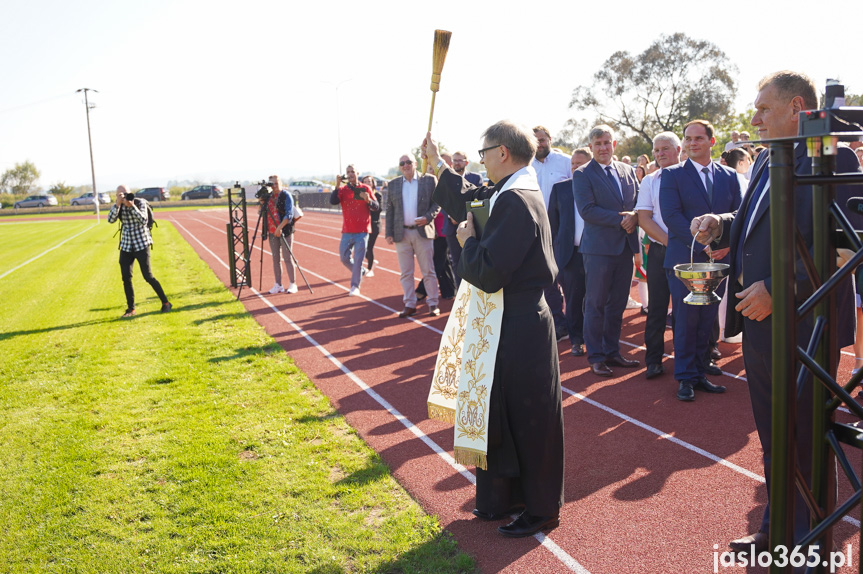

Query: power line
[0,92,77,116]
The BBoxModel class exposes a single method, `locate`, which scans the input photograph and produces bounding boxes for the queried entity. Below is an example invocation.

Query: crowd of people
[259,70,863,548]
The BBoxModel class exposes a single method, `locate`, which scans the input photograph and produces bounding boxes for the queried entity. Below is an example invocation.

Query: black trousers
[644,242,670,366]
[367,220,380,270]
[559,250,586,345]
[119,248,167,310]
[416,236,455,299]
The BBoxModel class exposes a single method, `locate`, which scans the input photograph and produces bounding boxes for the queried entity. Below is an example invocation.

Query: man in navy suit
[573,125,641,376]
[660,120,741,401]
[443,151,484,288]
[548,148,593,356]
[692,71,861,551]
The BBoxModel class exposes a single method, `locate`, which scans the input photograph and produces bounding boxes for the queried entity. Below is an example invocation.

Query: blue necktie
[701,167,713,204]
[605,166,621,199]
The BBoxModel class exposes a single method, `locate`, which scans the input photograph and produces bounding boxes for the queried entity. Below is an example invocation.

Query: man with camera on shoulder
[330,164,379,297]
[259,175,296,295]
[108,185,171,317]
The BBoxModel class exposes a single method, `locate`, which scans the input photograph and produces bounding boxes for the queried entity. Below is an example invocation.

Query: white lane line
[174,216,590,573]
[177,213,862,531]
[0,223,97,279]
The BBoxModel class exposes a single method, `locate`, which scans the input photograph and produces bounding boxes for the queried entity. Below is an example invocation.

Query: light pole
[322,79,352,175]
[76,88,99,222]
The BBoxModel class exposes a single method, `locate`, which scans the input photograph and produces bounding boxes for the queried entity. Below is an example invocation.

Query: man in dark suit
[573,125,641,376]
[386,154,440,317]
[692,71,861,551]
[443,150,484,288]
[660,120,741,401]
[548,148,592,356]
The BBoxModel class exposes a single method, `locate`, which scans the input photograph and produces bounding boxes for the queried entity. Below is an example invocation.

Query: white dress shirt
[532,149,572,207]
[634,168,670,241]
[401,176,418,225]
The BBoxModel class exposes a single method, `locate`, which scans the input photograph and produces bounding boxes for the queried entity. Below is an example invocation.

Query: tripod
[237,196,313,301]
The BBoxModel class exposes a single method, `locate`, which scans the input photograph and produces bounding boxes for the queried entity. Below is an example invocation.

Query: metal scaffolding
[768,106,863,572]
[227,184,251,289]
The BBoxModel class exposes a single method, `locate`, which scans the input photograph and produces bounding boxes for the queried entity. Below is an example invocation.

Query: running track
[168,208,862,573]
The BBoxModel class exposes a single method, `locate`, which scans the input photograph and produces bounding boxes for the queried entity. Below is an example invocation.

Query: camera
[124,192,135,201]
[255,180,274,200]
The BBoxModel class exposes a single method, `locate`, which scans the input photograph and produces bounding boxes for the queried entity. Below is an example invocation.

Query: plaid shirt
[108,201,152,252]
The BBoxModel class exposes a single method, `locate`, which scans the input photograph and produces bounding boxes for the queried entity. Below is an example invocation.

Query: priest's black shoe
[498,512,560,538]
[694,376,726,394]
[570,343,585,357]
[472,505,525,521]
[710,344,722,361]
[704,361,723,376]
[645,363,664,379]
[677,380,695,401]
[606,355,639,368]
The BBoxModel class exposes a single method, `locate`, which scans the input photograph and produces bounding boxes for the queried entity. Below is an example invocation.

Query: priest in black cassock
[422,121,564,538]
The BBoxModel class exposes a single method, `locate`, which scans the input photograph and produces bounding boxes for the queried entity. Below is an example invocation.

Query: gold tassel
[454,447,487,471]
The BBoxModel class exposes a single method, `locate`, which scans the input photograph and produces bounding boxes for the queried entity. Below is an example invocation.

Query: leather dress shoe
[694,376,726,394]
[710,345,722,361]
[645,363,664,379]
[498,512,560,538]
[591,362,613,377]
[472,505,525,521]
[606,355,640,368]
[729,531,769,553]
[429,306,440,317]
[677,380,695,401]
[570,343,585,357]
[703,361,723,376]
[398,307,417,318]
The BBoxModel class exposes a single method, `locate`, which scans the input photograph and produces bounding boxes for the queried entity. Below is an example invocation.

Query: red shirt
[337,184,374,233]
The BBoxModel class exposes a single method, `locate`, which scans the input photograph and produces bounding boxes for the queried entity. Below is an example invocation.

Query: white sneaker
[365,269,374,277]
[348,286,360,297]
[722,333,743,344]
[268,283,284,294]
[626,296,641,309]
[286,283,298,294]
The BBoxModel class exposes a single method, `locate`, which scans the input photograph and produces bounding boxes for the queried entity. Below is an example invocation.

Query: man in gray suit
[573,125,641,376]
[386,153,440,317]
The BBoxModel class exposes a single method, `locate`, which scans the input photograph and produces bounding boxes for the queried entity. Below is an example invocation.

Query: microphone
[847,197,863,215]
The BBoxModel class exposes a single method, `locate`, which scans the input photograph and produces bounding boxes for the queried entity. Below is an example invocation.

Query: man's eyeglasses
[478,144,501,160]
[399,159,414,166]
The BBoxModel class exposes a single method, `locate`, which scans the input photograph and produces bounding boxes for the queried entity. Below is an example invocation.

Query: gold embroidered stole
[427,279,504,470]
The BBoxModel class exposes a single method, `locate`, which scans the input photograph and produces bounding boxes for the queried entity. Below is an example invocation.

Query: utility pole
[76,88,99,222]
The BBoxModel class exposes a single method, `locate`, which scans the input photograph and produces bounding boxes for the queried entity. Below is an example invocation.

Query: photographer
[107,185,171,317]
[260,175,297,294]
[330,164,379,296]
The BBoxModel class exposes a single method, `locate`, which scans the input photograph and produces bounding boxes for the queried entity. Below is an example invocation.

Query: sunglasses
[399,159,414,166]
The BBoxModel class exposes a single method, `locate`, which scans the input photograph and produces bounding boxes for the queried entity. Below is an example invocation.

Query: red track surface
[168,208,861,574]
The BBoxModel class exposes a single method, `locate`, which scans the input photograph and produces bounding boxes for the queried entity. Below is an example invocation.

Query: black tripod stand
[237,194,313,301]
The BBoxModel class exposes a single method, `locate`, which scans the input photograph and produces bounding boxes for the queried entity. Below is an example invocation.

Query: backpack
[134,198,157,232]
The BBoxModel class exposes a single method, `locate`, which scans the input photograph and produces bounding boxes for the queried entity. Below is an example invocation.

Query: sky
[1,0,860,191]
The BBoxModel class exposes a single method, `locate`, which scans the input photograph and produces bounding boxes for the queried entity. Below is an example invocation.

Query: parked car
[181,185,223,200]
[14,194,59,208]
[70,192,110,206]
[287,180,332,194]
[136,187,170,202]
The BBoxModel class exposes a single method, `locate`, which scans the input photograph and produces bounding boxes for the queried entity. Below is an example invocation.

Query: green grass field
[0,219,474,573]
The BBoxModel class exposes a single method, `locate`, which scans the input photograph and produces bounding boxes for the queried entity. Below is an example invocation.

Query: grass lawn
[0,220,474,573]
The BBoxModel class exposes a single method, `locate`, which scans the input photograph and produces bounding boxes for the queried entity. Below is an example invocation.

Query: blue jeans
[339,232,368,288]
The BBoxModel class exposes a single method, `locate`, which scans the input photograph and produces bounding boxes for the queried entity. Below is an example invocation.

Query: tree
[48,181,75,195]
[569,33,738,147]
[1,161,40,194]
